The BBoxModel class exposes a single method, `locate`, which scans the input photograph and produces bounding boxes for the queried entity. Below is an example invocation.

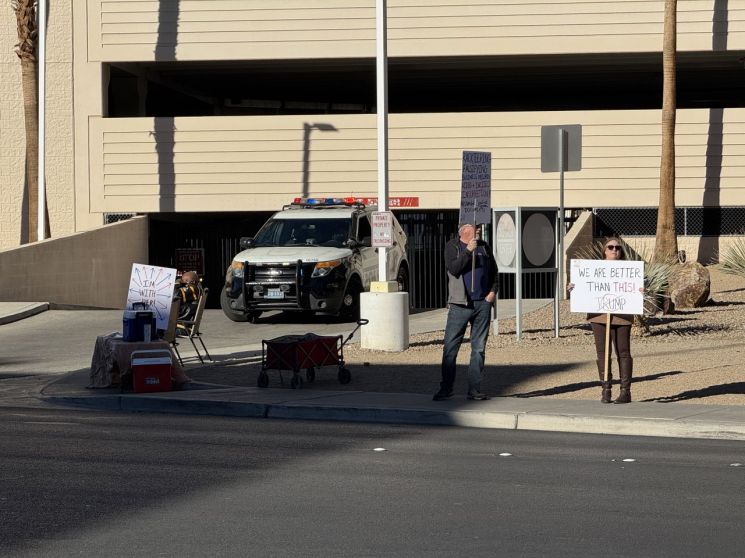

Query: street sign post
[541,124,582,337]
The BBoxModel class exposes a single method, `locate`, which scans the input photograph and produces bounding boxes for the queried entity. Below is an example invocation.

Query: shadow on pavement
[642,381,745,403]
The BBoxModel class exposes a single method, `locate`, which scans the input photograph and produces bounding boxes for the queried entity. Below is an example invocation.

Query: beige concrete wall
[88,0,745,61]
[0,216,148,308]
[87,108,745,213]
[0,1,76,250]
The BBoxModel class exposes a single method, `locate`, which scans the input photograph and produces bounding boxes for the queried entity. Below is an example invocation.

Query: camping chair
[176,287,212,364]
[162,298,184,366]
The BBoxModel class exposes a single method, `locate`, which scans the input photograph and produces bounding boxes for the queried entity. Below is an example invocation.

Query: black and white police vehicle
[221,197,409,322]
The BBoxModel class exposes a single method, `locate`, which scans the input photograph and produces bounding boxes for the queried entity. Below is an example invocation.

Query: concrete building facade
[3,1,745,252]
[0,1,75,250]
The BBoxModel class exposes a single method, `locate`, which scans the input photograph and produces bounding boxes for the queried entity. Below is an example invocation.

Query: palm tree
[654,0,679,262]
[12,0,39,243]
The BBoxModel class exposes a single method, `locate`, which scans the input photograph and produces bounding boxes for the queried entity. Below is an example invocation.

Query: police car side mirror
[346,239,360,249]
[239,237,256,250]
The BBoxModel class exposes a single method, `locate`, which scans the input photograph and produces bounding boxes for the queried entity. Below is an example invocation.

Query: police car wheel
[340,279,362,320]
[220,287,249,322]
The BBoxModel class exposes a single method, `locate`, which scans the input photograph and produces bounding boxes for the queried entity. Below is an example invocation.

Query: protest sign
[569,259,644,315]
[125,263,178,329]
[458,151,491,225]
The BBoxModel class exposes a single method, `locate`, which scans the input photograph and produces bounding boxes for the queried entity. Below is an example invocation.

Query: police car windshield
[253,218,351,247]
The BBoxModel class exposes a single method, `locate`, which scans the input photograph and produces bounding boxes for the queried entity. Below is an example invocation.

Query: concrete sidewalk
[39,367,745,442]
[6,300,745,441]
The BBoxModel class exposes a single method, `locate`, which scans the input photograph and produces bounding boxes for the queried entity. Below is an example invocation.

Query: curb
[41,393,745,441]
[0,303,49,326]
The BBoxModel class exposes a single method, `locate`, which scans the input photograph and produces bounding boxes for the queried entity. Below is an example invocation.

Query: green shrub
[719,237,745,278]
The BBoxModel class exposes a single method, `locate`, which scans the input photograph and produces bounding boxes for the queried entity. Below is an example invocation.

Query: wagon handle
[341,318,369,347]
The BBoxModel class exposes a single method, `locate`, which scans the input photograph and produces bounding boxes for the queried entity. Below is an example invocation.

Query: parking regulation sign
[371,211,393,247]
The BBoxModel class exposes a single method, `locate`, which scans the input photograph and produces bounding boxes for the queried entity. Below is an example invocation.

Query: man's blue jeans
[440,300,492,393]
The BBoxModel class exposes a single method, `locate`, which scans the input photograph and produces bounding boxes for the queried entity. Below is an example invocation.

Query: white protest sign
[125,263,178,330]
[459,151,492,225]
[371,211,393,247]
[570,259,644,315]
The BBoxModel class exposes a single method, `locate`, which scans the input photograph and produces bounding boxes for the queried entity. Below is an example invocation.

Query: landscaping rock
[668,262,711,308]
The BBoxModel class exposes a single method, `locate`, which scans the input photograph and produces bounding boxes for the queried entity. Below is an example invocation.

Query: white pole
[37,0,47,241]
[375,0,389,281]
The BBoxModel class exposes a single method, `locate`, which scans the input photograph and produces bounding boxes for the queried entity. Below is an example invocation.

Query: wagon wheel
[291,375,304,389]
[257,372,269,388]
[306,367,316,382]
[338,367,351,385]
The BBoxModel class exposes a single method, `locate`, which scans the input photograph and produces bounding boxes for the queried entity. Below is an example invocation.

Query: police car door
[355,213,378,289]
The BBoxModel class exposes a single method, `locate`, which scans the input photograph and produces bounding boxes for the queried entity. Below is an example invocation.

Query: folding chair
[162,298,184,366]
[176,287,212,364]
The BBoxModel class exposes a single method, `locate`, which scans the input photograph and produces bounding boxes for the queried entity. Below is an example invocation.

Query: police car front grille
[251,265,297,284]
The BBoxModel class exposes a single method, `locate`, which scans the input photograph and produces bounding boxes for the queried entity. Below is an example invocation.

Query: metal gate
[149,210,459,311]
[396,209,459,309]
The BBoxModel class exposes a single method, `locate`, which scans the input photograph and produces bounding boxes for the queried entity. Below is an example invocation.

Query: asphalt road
[1,407,743,558]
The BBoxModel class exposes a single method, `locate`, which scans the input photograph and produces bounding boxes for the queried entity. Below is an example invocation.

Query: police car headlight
[312,259,343,278]
[230,260,244,278]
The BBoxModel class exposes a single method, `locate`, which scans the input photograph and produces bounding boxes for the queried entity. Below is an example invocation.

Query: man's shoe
[467,391,491,400]
[433,389,454,401]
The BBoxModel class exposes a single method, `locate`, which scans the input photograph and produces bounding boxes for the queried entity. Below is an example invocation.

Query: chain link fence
[594,207,745,237]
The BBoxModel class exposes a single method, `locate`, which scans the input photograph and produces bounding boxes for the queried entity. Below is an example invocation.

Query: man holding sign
[568,237,644,404]
[433,223,498,401]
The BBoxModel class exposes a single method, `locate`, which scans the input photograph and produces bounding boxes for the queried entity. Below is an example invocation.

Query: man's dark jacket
[444,238,498,305]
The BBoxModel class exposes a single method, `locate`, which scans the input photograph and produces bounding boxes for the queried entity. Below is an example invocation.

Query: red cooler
[130,350,172,393]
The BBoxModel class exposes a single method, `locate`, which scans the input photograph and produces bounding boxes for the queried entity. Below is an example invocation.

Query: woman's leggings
[591,322,631,365]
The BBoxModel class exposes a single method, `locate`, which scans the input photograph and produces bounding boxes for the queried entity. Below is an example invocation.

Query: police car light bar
[292,197,361,206]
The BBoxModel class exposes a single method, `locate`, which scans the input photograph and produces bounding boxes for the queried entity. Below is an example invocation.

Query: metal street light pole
[375,0,388,281]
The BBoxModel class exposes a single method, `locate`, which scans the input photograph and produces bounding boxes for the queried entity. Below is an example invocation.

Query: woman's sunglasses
[605,245,623,251]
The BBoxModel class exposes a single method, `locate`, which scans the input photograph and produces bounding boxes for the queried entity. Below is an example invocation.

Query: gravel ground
[193,266,745,405]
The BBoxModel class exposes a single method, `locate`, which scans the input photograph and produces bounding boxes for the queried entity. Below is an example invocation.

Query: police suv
[221,198,409,322]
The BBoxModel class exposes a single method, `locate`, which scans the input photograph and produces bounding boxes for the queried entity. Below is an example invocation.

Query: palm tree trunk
[655,0,679,263]
[21,56,39,243]
[14,0,39,244]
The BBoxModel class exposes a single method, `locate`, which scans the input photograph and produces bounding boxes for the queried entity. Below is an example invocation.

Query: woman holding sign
[568,237,641,404]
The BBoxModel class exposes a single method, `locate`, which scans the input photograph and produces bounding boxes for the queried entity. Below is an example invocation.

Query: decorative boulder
[668,262,711,309]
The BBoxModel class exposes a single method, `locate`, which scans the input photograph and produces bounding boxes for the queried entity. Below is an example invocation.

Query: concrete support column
[360,282,409,352]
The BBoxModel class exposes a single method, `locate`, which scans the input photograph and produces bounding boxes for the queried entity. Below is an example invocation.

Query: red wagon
[259,319,368,389]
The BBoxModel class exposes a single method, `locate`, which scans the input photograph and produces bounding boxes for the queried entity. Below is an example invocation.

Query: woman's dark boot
[614,357,633,404]
[596,359,612,403]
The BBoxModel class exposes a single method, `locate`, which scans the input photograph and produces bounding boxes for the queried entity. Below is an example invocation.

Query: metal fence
[103,212,137,225]
[497,270,556,300]
[148,210,461,310]
[594,206,745,237]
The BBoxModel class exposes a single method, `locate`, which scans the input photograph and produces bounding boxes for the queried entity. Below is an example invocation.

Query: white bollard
[360,289,409,352]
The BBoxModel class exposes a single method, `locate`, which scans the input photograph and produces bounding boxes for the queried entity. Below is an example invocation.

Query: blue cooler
[123,309,157,342]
